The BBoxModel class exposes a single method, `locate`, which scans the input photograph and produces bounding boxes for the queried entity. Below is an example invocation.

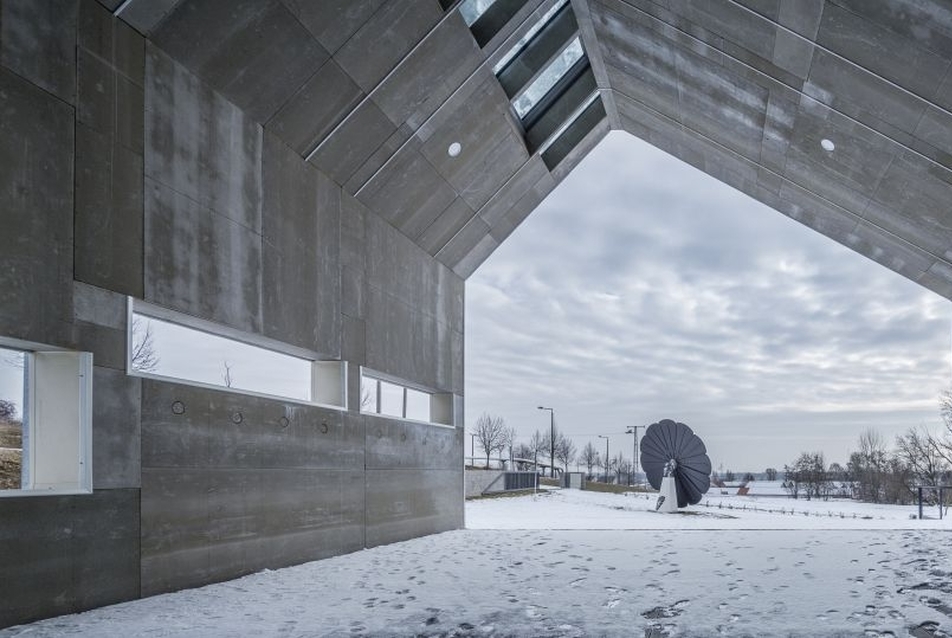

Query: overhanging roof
[105,0,952,298]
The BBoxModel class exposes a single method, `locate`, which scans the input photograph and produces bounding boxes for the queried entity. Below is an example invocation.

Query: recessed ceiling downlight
[447,142,462,157]
[820,138,835,152]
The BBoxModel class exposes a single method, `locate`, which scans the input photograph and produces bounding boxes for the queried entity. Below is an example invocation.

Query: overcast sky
[464,131,952,472]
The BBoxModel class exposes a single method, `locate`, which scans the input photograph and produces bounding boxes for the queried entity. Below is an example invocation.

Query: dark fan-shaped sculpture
[640,419,712,508]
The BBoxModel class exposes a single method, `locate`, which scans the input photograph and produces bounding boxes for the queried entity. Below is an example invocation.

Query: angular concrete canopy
[2,0,952,627]
[115,0,952,295]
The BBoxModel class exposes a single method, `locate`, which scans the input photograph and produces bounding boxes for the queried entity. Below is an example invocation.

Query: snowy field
[467,486,952,530]
[3,488,951,638]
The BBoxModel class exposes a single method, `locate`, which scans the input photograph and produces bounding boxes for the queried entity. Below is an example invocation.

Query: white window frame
[359,367,455,428]
[0,337,93,497]
[127,298,347,410]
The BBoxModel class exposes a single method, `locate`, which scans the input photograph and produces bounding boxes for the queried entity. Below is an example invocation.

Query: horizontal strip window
[467,0,527,48]
[525,66,596,152]
[541,95,607,169]
[496,1,577,98]
[1,340,92,496]
[360,370,454,427]
[128,300,345,409]
[513,36,585,120]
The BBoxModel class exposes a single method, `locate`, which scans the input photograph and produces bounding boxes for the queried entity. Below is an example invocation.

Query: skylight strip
[512,36,584,119]
[493,0,570,74]
[536,90,600,155]
[459,0,500,26]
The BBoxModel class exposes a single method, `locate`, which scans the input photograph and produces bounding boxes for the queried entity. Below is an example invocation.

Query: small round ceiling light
[447,142,462,157]
[820,138,835,152]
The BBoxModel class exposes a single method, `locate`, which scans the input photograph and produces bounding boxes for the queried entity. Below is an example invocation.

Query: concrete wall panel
[0,66,74,346]
[0,0,77,104]
[366,417,461,470]
[357,142,457,238]
[0,489,140,628]
[145,45,263,233]
[140,466,364,596]
[140,379,367,595]
[151,0,329,123]
[309,100,398,187]
[74,123,144,297]
[372,13,481,131]
[92,366,142,489]
[266,60,363,156]
[261,133,341,354]
[280,0,388,55]
[144,178,263,333]
[365,468,462,548]
[334,0,442,93]
[141,381,363,471]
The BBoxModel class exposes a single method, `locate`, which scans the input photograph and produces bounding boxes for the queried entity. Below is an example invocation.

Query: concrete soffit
[109,0,952,299]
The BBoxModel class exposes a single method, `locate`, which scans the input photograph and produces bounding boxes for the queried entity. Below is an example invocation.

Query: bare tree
[360,382,375,412]
[601,452,616,483]
[555,434,576,473]
[784,452,829,500]
[1,349,24,369]
[0,399,16,421]
[500,426,517,468]
[580,442,599,479]
[474,412,507,468]
[896,426,949,500]
[130,316,159,372]
[764,467,778,481]
[851,428,888,502]
[529,430,546,474]
[512,442,534,470]
[222,360,234,388]
[936,389,952,467]
[613,453,631,485]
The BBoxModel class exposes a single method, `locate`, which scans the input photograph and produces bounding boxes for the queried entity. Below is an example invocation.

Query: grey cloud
[465,132,951,470]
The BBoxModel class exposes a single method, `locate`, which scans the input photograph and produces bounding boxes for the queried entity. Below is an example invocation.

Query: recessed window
[360,370,454,426]
[1,343,92,495]
[406,389,431,422]
[462,0,528,48]
[493,0,571,74]
[129,301,345,408]
[379,380,405,418]
[459,0,498,26]
[513,36,584,119]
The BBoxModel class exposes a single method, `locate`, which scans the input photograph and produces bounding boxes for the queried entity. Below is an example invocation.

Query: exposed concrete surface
[3,0,952,628]
[464,468,504,498]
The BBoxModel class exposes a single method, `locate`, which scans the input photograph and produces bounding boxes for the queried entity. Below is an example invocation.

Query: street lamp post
[537,406,555,478]
[470,432,476,467]
[598,435,609,483]
[626,425,644,487]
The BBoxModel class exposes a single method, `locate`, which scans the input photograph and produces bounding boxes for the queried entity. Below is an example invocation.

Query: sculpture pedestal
[655,475,678,513]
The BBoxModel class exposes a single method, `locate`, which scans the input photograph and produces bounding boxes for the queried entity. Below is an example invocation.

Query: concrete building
[1,0,951,627]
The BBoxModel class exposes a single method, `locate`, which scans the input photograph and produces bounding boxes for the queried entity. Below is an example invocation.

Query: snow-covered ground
[467,487,952,530]
[3,489,951,637]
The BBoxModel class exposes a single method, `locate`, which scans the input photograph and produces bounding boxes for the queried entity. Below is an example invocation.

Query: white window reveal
[360,369,454,426]
[0,342,92,496]
[129,300,346,409]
